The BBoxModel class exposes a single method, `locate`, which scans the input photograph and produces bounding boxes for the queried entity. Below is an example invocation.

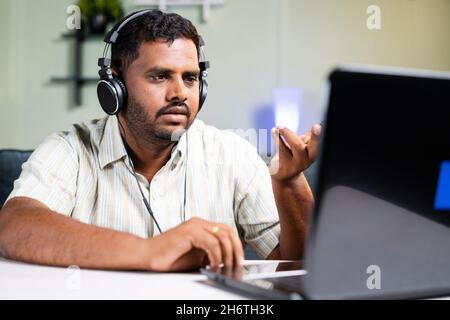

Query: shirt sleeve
[233,141,280,259]
[5,133,78,216]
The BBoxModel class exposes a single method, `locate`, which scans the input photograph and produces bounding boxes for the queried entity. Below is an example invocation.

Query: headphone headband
[104,9,151,44]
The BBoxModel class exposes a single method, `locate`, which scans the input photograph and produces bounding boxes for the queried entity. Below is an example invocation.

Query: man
[0,10,321,271]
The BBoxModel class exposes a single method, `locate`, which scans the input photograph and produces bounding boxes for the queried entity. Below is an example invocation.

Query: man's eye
[151,74,167,81]
[185,76,198,83]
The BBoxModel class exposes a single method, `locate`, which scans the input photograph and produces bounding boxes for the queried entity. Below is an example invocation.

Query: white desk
[2,258,449,300]
[0,257,253,300]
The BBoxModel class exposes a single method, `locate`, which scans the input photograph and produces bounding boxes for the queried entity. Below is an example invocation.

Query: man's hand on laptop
[269,124,322,182]
[143,217,244,272]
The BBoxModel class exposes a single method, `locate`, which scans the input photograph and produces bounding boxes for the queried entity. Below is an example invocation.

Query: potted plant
[78,0,124,35]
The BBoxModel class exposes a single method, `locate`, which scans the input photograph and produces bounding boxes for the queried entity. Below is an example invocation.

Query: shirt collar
[98,116,127,169]
[98,116,193,170]
[170,128,187,169]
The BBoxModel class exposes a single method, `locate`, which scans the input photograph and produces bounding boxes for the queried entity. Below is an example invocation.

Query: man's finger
[193,231,222,267]
[214,223,244,268]
[278,127,306,161]
[271,127,279,151]
[212,227,234,268]
[306,124,322,163]
[300,133,311,144]
[225,227,244,267]
[274,127,294,158]
[271,127,288,162]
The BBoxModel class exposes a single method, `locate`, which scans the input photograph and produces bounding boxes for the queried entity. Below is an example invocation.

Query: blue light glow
[434,161,450,210]
[273,88,302,133]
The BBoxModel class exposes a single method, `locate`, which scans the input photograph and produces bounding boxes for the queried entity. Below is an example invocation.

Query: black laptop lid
[304,66,450,299]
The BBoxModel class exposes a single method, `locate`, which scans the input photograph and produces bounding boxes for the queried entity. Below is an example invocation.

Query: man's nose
[166,77,188,102]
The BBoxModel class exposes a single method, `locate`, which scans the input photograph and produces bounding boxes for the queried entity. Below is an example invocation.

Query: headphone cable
[183,130,188,222]
[117,116,163,234]
[116,115,188,234]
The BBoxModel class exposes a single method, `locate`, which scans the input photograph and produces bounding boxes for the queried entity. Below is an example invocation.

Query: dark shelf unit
[50,30,102,106]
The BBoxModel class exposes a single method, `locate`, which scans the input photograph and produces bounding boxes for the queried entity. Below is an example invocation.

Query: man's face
[122,38,200,143]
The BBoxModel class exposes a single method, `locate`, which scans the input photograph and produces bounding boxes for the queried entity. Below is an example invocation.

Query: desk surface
[2,258,449,300]
[0,257,254,300]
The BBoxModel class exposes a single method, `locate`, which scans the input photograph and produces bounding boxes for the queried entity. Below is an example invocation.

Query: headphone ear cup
[97,77,127,116]
[97,79,120,115]
[112,77,127,112]
[199,78,208,110]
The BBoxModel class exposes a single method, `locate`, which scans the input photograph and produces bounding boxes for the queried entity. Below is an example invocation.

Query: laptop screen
[304,67,450,299]
[318,69,450,226]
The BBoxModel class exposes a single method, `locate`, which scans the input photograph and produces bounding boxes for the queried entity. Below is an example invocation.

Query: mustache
[156,101,191,118]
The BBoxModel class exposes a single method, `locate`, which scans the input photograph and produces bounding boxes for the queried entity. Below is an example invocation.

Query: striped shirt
[6,116,280,258]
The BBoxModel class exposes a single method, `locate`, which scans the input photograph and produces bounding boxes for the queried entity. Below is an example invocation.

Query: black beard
[123,96,192,145]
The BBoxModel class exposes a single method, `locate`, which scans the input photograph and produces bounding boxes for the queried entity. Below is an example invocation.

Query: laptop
[201,65,450,299]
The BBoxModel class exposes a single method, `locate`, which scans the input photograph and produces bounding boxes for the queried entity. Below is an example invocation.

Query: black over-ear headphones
[97,9,210,116]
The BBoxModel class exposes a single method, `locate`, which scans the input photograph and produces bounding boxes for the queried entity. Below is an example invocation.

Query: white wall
[0,0,15,147]
[0,0,449,149]
[282,0,450,132]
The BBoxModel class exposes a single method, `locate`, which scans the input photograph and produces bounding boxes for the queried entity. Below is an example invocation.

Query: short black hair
[111,10,200,72]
